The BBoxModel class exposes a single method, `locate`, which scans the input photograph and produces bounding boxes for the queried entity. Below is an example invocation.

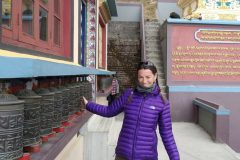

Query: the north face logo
[149,106,156,110]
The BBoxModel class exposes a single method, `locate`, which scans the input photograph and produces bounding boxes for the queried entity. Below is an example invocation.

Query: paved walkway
[159,122,240,160]
[90,96,240,160]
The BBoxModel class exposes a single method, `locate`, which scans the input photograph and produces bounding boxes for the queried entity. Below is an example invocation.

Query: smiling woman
[83,61,180,160]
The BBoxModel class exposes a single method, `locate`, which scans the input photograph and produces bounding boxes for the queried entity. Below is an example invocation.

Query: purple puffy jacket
[86,86,180,160]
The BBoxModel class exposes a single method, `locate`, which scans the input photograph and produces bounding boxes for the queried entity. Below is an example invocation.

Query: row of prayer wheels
[0,81,92,160]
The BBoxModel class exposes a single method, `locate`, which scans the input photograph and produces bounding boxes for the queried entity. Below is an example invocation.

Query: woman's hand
[82,96,88,105]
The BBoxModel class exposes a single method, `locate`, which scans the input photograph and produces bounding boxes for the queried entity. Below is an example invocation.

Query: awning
[0,56,115,79]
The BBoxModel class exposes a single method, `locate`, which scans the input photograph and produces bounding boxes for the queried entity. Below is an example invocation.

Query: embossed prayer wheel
[72,83,81,113]
[0,92,24,160]
[49,87,63,128]
[78,81,86,109]
[83,80,93,100]
[65,84,75,115]
[57,86,70,122]
[34,88,54,136]
[16,89,41,147]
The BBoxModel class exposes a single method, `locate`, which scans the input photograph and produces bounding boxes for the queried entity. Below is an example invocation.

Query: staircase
[144,20,167,95]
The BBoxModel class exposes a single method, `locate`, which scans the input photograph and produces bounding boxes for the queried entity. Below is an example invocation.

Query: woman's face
[138,69,157,88]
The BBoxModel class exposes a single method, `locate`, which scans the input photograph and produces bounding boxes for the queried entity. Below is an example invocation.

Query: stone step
[109,26,140,33]
[145,32,160,38]
[160,92,168,98]
[108,39,140,46]
[145,19,159,22]
[144,22,160,27]
[158,72,165,79]
[146,59,163,65]
[144,26,160,32]
[112,51,140,56]
[145,39,160,45]
[145,36,160,41]
[156,66,164,73]
[109,45,140,52]
[145,50,162,55]
[146,53,162,59]
[108,33,140,40]
[145,57,162,64]
[146,54,164,60]
[158,78,166,85]
[145,48,161,52]
[159,85,167,93]
[145,43,161,50]
[109,21,140,29]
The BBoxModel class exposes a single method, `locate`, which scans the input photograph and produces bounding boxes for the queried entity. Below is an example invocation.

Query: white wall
[112,4,141,22]
[157,2,182,24]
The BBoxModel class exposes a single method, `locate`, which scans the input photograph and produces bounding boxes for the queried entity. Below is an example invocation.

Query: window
[22,0,34,36]
[2,0,12,28]
[53,0,60,46]
[80,1,87,66]
[1,0,69,58]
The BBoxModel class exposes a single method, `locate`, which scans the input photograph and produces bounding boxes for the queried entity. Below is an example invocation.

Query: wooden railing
[193,98,230,144]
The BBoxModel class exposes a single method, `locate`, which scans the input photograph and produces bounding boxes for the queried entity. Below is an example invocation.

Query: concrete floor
[85,96,240,160]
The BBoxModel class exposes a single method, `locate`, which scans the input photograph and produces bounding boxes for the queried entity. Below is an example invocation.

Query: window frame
[1,0,65,57]
[98,13,106,69]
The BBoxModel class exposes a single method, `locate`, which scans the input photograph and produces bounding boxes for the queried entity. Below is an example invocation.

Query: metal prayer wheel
[16,89,41,147]
[83,81,93,100]
[65,84,75,115]
[72,83,81,113]
[78,82,86,109]
[0,92,24,160]
[49,87,63,128]
[34,88,54,136]
[57,86,70,122]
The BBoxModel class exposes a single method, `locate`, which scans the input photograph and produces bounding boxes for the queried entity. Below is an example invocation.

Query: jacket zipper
[132,94,146,160]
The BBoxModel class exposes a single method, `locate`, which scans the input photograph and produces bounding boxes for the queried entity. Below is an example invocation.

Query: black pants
[115,156,126,160]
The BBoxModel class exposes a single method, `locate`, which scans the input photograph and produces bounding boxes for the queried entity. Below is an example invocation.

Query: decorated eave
[177,0,240,21]
[99,0,118,24]
[99,1,111,23]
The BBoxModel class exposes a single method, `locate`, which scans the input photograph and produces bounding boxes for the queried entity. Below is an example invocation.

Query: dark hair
[137,61,159,87]
[137,61,157,74]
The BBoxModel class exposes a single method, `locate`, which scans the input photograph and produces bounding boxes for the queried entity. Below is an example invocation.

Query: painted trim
[99,2,111,23]
[167,18,240,26]
[193,100,230,115]
[169,86,240,92]
[0,49,76,65]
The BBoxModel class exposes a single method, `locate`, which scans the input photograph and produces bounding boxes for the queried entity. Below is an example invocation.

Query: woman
[83,61,180,160]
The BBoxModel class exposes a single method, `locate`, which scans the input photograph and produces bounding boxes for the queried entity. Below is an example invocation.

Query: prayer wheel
[49,87,63,128]
[34,88,54,136]
[73,83,81,113]
[65,84,75,115]
[57,86,70,122]
[16,89,41,147]
[0,92,24,160]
